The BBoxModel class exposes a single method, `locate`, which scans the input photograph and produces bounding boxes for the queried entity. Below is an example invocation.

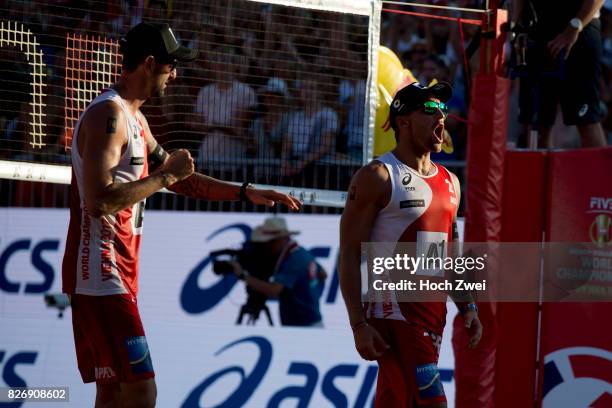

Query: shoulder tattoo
[106,117,117,134]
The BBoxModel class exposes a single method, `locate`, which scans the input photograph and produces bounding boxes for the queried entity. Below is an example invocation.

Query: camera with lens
[210,240,278,325]
[210,240,274,278]
[507,2,564,79]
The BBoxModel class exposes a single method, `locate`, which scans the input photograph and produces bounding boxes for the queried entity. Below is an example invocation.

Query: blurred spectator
[250,78,291,164]
[338,73,367,162]
[194,49,257,170]
[402,39,430,76]
[282,78,339,177]
[0,48,29,149]
[393,15,422,53]
[143,0,170,23]
[419,54,451,85]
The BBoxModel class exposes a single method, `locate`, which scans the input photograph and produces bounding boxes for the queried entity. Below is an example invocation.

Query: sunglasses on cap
[422,100,448,115]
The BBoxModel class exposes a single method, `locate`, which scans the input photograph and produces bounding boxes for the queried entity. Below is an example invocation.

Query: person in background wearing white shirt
[194,49,257,170]
[282,78,339,178]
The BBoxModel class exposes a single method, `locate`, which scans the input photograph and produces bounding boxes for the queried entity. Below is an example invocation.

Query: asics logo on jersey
[402,173,415,191]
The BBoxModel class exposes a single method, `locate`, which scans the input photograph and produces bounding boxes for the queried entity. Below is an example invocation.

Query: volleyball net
[0,0,381,208]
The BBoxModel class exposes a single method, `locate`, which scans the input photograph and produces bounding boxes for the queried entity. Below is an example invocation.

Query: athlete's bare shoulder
[80,100,125,135]
[77,99,127,158]
[348,160,391,209]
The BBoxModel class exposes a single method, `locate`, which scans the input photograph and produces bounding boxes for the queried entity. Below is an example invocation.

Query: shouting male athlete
[62,22,301,408]
[339,82,482,407]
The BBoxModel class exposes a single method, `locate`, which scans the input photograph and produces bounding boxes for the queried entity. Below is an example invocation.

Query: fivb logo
[542,347,612,407]
[589,197,612,212]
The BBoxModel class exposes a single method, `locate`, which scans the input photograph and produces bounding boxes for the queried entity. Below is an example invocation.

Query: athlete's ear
[143,55,155,75]
[397,116,410,129]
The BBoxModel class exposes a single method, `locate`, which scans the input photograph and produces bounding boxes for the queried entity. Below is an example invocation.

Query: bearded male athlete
[62,22,301,408]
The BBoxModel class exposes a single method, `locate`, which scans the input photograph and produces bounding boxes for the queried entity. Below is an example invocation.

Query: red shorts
[71,294,155,384]
[369,318,446,407]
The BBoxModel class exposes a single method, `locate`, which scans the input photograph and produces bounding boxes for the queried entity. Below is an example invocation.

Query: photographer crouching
[231,217,326,327]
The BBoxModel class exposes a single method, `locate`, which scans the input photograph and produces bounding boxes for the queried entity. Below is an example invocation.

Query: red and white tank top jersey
[367,152,458,334]
[62,89,149,297]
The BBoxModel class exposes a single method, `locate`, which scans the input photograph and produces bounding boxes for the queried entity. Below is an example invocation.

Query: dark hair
[119,39,148,71]
[390,116,402,136]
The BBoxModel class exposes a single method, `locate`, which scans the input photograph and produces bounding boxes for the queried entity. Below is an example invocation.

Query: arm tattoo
[349,185,357,201]
[106,117,117,134]
[169,175,211,199]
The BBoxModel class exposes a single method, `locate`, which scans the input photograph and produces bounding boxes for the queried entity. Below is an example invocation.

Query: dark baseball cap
[121,22,197,63]
[389,81,453,129]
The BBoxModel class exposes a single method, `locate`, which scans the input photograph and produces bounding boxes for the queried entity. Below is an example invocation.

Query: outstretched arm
[142,115,301,210]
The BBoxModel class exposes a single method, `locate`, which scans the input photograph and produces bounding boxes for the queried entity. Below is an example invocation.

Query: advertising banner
[0,209,459,407]
[540,148,612,408]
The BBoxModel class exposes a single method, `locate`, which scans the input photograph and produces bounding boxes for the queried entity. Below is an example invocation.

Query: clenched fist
[161,149,194,186]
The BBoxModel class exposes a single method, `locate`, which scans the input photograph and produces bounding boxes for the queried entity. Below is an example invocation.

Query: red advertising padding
[463,73,510,243]
[493,150,548,408]
[539,148,612,408]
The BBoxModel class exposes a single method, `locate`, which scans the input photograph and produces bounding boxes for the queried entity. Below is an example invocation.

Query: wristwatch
[239,182,254,202]
[239,270,250,281]
[569,18,583,32]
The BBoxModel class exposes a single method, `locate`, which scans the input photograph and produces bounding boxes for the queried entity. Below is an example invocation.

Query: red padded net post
[453,8,510,408]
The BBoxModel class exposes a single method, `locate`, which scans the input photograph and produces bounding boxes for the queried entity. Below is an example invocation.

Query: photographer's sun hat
[251,217,300,243]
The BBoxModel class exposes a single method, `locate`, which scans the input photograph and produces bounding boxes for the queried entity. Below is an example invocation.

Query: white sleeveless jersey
[366,152,458,333]
[62,89,149,297]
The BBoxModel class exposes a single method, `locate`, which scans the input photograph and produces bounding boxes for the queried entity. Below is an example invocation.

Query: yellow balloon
[374,47,416,157]
[441,129,454,154]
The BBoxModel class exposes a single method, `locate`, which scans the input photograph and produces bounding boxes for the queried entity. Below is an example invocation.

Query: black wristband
[459,302,478,315]
[239,182,253,202]
[148,144,168,171]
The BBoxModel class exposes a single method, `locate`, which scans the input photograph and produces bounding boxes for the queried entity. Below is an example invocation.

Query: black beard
[153,86,165,98]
